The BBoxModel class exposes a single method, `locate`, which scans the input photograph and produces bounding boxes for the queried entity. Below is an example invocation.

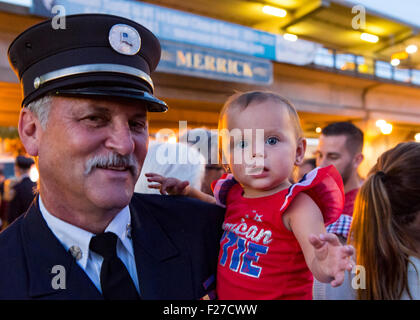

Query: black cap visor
[55,86,168,112]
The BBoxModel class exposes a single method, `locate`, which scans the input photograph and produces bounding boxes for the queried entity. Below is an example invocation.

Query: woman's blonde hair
[349,141,420,299]
[217,91,303,165]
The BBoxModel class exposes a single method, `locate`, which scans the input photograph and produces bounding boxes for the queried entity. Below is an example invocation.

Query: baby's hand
[145,173,190,196]
[309,233,355,287]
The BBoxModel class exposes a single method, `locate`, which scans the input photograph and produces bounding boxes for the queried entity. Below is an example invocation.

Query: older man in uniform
[0,14,224,300]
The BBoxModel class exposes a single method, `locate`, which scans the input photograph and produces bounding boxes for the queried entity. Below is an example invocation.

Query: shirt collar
[39,196,134,269]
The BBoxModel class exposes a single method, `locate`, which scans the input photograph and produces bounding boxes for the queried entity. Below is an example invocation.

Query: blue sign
[157,41,272,85]
[31,0,277,60]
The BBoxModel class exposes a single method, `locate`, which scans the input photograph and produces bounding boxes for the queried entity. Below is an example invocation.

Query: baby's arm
[145,173,216,204]
[283,192,354,287]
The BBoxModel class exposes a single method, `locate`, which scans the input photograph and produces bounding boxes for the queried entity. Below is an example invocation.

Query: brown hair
[218,91,303,164]
[349,141,420,299]
[321,121,364,155]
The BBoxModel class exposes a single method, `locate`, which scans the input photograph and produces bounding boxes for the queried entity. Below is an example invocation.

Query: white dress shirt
[39,196,140,294]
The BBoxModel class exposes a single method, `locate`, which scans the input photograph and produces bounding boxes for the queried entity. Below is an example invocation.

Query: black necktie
[89,232,140,300]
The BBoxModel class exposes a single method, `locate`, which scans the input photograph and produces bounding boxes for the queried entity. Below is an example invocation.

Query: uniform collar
[39,196,134,269]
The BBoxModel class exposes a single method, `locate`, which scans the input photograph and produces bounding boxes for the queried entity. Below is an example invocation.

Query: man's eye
[236,140,248,149]
[82,115,107,125]
[130,121,146,132]
[88,116,101,121]
[266,137,279,145]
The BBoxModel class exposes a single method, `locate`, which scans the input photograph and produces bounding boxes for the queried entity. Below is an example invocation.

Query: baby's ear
[294,137,307,166]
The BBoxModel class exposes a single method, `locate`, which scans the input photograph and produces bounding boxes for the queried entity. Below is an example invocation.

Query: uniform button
[69,245,83,261]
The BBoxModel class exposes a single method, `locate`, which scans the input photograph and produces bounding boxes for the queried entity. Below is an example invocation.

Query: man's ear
[353,152,364,169]
[295,137,307,166]
[18,108,42,156]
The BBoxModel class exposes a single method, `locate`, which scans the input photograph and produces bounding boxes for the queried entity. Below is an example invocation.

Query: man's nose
[105,122,135,156]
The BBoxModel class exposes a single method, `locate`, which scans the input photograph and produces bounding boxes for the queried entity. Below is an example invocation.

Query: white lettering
[51,265,66,290]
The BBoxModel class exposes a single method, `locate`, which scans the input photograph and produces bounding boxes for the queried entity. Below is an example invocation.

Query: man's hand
[309,233,355,287]
[145,173,190,196]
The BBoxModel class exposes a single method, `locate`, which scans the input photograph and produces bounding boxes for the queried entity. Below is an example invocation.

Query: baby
[147,91,354,299]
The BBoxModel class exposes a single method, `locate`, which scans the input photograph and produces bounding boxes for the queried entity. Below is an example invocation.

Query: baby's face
[221,100,304,198]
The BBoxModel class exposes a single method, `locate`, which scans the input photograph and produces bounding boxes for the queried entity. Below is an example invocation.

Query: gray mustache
[84,153,139,176]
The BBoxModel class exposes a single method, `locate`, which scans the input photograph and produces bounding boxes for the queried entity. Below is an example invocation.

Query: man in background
[313,121,364,299]
[6,156,37,225]
[315,122,364,242]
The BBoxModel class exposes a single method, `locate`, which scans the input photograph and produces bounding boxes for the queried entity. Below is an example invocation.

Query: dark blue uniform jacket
[0,193,224,300]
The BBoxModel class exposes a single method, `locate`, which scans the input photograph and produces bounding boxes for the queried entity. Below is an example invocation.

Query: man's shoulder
[0,219,28,299]
[0,218,23,246]
[130,193,225,227]
[132,192,224,212]
[14,177,36,191]
[0,218,24,265]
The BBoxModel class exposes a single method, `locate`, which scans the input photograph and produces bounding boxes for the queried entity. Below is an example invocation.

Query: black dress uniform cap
[7,14,167,112]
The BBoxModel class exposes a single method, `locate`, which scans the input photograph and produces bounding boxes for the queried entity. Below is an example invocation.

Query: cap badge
[108,24,141,56]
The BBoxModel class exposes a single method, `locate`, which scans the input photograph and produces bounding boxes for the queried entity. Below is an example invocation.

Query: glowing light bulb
[406,44,418,54]
[262,5,287,17]
[391,58,400,66]
[360,33,379,43]
[380,123,393,135]
[283,33,298,42]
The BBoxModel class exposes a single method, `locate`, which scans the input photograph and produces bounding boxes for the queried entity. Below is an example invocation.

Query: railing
[312,47,420,86]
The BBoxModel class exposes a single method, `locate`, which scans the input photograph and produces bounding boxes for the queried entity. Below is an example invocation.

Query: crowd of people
[0,13,419,300]
[0,156,36,230]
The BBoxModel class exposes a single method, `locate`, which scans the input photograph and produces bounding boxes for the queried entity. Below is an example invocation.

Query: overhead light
[315,127,322,133]
[390,58,400,66]
[380,123,393,135]
[376,119,393,135]
[414,133,420,141]
[360,32,379,43]
[375,119,387,128]
[262,5,287,18]
[283,33,298,41]
[406,44,418,54]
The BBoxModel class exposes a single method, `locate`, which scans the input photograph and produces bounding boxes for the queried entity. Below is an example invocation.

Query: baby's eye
[266,137,279,145]
[236,140,248,149]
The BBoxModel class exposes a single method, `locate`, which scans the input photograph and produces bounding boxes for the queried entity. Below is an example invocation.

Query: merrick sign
[158,41,273,85]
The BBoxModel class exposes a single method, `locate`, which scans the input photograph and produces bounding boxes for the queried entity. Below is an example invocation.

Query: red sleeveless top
[212,165,344,300]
